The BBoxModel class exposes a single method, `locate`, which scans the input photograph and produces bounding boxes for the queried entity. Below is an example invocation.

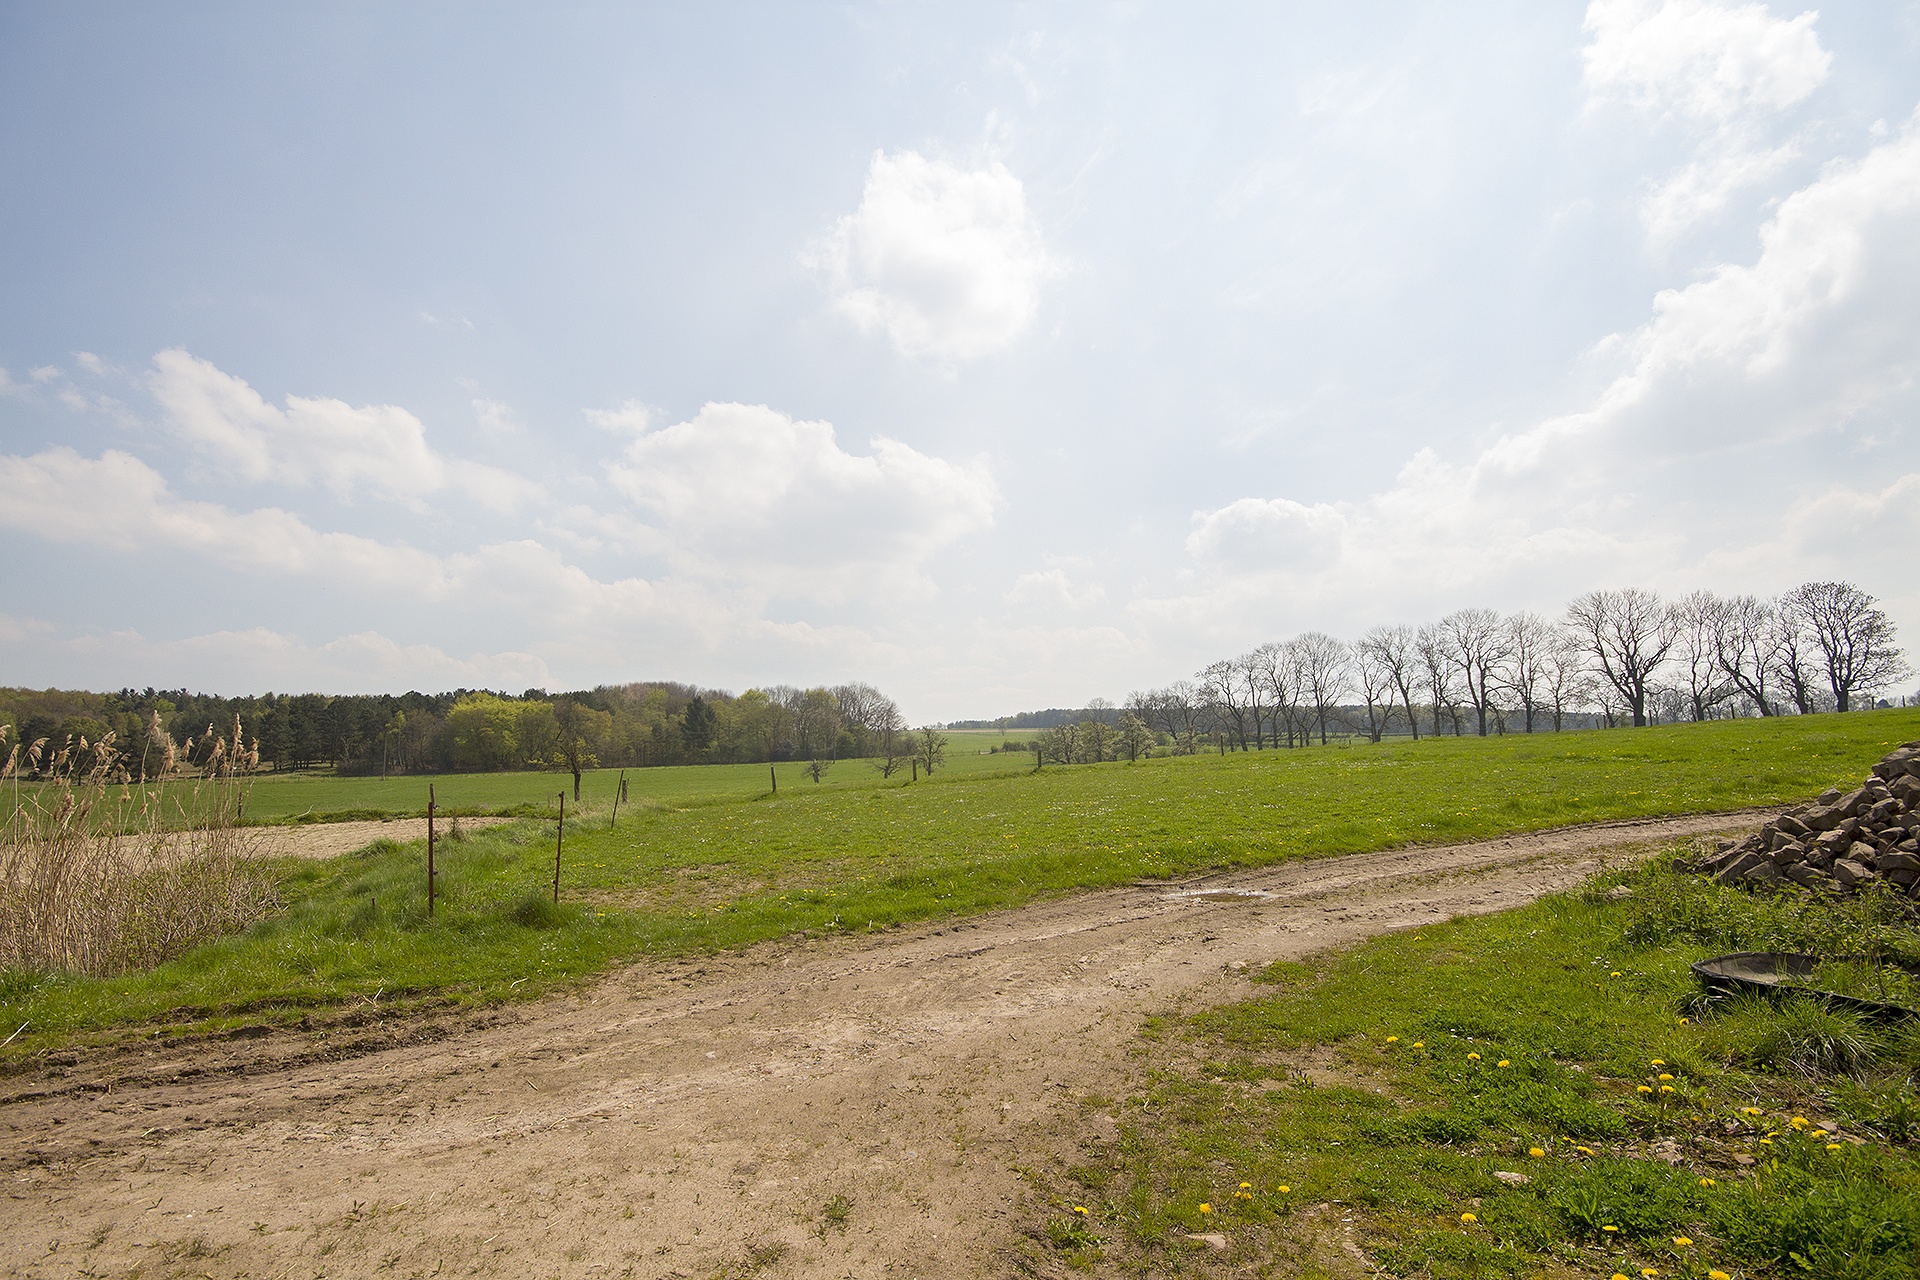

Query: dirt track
[0,811,1758,1279]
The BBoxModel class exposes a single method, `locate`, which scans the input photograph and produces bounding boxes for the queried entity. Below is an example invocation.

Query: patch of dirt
[251,816,514,861]
[0,810,1759,1278]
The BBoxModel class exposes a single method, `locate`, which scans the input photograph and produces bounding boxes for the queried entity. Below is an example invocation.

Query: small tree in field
[1117,711,1154,761]
[916,726,948,776]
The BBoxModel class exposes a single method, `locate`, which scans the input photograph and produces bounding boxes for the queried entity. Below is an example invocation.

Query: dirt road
[0,811,1757,1279]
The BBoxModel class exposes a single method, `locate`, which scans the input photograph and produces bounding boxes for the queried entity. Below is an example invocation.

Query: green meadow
[1068,858,1920,1279]
[3,710,1917,1053]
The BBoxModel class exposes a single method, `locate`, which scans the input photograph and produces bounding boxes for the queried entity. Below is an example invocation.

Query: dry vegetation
[1,716,279,978]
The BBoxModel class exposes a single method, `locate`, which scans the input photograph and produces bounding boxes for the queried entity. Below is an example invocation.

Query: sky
[2,1,1918,723]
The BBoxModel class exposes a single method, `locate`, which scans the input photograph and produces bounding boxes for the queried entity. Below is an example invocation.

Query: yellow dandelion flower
[1638,1085,1655,1094]
[1611,971,1622,978]
[1602,1225,1619,1233]
[1498,1060,1511,1068]
[1651,1059,1666,1067]
[1614,1273,1632,1280]
[1199,1203,1211,1214]
[1810,1129,1827,1139]
[1468,1052,1482,1061]
[1826,1144,1841,1153]
[1461,1212,1478,1223]
[1699,1177,1716,1187]
[1661,1085,1676,1095]
[1789,1116,1808,1129]
[1674,1236,1693,1246]
[1277,1185,1290,1194]
[1741,1107,1763,1116]
[1529,1147,1545,1158]
[1643,1269,1660,1277]
[1412,1041,1425,1048]
[1658,1073,1674,1082]
[1386,1035,1399,1043]
[1074,1205,1089,1215]
[1678,1017,1690,1025]
[1759,1138,1773,1146]
[1710,1271,1732,1280]
[1240,1182,1252,1189]
[1577,1146,1594,1156]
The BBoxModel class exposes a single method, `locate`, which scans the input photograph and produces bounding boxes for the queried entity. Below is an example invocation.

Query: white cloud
[1584,0,1832,243]
[805,149,1059,367]
[1005,564,1106,610]
[148,349,542,512]
[472,398,521,437]
[604,401,997,598]
[583,400,652,433]
[1169,108,1920,636]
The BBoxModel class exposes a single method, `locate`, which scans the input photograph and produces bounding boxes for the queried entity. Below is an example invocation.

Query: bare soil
[0,811,1759,1279]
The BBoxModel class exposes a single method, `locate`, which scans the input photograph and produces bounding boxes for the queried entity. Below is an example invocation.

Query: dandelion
[1809,1129,1827,1139]
[1661,1086,1676,1095]
[1674,1237,1693,1247]
[1699,1177,1716,1188]
[1461,1213,1477,1224]
[1276,1185,1290,1194]
[1498,1060,1511,1068]
[1826,1144,1841,1153]
[1789,1117,1808,1130]
[1577,1146,1595,1156]
[1678,1017,1690,1025]
[1529,1147,1545,1158]
[1658,1073,1674,1082]
[1240,1182,1252,1189]
[1412,1041,1425,1048]
[1386,1035,1399,1043]
[1614,1273,1632,1280]
[1074,1205,1088,1215]
[1710,1271,1732,1280]
[1602,1225,1619,1233]
[1651,1059,1666,1067]
[1468,1052,1482,1061]
[1643,1269,1660,1277]
[1199,1203,1211,1215]
[1741,1107,1763,1116]
[1759,1139,1773,1146]
[1638,1085,1655,1094]
[1610,971,1622,978]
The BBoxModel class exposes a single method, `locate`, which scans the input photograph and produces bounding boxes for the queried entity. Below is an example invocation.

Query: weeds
[1,721,278,978]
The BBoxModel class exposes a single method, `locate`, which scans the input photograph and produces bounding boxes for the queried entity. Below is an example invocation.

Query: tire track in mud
[0,810,1760,1280]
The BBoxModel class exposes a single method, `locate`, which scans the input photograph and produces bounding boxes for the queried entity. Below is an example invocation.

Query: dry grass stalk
[1,721,279,978]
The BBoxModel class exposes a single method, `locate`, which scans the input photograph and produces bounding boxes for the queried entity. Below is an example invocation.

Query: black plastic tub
[1691,951,1919,1021]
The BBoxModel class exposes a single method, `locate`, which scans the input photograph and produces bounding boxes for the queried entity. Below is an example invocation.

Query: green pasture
[1065,857,1920,1278]
[3,709,1917,1051]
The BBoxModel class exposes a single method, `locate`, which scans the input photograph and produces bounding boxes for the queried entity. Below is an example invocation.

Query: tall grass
[1,720,279,978]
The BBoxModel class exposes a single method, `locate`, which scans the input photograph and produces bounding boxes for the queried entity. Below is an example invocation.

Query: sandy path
[0,811,1757,1279]
[249,816,514,861]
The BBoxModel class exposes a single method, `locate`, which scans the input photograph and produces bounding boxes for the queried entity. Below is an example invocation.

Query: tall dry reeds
[1,720,279,978]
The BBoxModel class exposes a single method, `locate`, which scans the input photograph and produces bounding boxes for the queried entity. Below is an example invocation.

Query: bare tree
[1714,594,1789,716]
[1670,590,1734,722]
[1199,660,1253,751]
[1501,612,1556,733]
[1442,608,1511,736]
[1256,642,1311,748]
[1543,628,1587,731]
[915,725,948,776]
[1771,612,1823,715]
[1292,632,1350,745]
[1351,636,1396,742]
[1358,625,1421,741]
[1565,588,1675,727]
[1788,581,1911,712]
[871,697,910,777]
[1417,623,1464,736]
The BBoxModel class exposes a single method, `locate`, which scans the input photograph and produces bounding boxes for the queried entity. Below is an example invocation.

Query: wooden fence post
[554,792,565,905]
[427,784,436,916]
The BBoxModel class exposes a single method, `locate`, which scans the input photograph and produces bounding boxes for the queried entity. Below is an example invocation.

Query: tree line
[0,680,917,781]
[1116,581,1911,755]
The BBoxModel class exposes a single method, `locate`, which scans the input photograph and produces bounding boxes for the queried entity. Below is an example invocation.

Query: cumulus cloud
[604,401,997,597]
[805,149,1059,367]
[148,349,542,512]
[1583,0,1832,242]
[1171,108,1920,634]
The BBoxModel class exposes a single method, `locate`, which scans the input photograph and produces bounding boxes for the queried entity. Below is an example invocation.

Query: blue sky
[3,2,1917,721]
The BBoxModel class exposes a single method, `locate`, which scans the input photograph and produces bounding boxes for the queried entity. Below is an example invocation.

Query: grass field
[3,709,1916,1053]
[1069,857,1920,1279]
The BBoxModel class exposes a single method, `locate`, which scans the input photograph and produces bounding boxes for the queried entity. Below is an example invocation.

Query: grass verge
[1042,852,1920,1279]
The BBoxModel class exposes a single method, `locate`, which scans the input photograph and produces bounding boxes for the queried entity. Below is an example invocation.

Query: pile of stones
[1699,742,1920,897]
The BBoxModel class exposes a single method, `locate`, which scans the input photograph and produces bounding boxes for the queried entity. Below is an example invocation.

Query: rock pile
[1699,742,1920,896]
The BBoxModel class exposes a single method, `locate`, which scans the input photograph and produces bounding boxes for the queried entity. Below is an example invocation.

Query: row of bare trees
[1122,582,1909,751]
